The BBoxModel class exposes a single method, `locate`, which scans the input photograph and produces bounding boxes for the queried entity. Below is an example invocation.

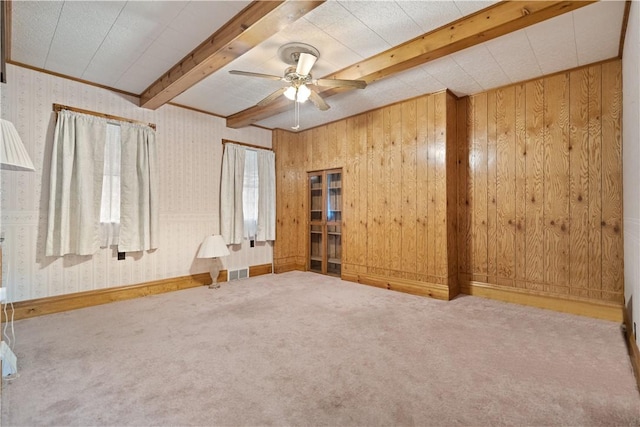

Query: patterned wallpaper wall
[0,65,273,302]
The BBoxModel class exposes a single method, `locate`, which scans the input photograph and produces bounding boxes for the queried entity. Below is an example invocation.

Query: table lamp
[1,118,35,171]
[197,235,230,289]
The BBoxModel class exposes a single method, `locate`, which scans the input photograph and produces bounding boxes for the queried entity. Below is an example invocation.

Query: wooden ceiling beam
[139,0,324,110]
[227,0,595,129]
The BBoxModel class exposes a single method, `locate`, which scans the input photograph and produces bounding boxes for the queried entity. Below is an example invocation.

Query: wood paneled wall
[458,60,623,304]
[274,91,459,299]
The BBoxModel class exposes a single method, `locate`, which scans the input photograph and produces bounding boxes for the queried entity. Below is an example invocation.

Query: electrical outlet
[117,252,125,260]
[0,288,6,303]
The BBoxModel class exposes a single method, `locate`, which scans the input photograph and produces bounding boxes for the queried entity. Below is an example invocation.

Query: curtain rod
[222,139,273,152]
[53,103,157,131]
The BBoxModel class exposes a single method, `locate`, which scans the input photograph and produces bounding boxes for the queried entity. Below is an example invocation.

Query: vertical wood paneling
[487,91,498,280]
[295,129,307,266]
[356,115,369,271]
[514,84,527,286]
[473,93,488,278]
[457,59,623,305]
[496,87,516,282]
[367,110,383,274]
[401,100,417,279]
[600,60,623,301]
[543,73,570,294]
[275,61,623,306]
[417,97,430,280]
[525,79,545,288]
[588,65,603,300]
[445,92,458,282]
[435,93,447,278]
[569,69,590,298]
[344,117,359,272]
[426,95,436,277]
[456,97,470,278]
[386,104,403,276]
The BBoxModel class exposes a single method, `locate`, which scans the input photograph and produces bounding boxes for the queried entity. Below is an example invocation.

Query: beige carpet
[2,271,639,426]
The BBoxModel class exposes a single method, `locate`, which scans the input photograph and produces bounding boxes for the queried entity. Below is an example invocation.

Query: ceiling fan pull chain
[292,98,300,131]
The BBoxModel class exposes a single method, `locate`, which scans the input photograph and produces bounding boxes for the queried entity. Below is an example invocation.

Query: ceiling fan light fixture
[297,84,311,102]
[284,85,311,103]
[284,86,297,101]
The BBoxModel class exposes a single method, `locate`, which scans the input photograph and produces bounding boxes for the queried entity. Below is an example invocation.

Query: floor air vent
[228,267,249,282]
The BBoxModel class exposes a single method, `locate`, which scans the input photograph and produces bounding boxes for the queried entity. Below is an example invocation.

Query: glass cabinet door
[308,169,342,276]
[326,172,341,223]
[310,174,323,222]
[309,225,323,273]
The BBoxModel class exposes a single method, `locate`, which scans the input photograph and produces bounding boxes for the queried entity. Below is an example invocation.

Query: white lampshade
[284,86,297,101]
[0,119,35,171]
[297,84,311,103]
[197,235,230,258]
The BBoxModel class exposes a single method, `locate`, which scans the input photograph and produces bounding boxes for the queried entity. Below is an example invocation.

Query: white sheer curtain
[257,149,276,241]
[243,149,258,240]
[220,143,246,245]
[100,123,121,247]
[118,123,158,252]
[46,110,106,256]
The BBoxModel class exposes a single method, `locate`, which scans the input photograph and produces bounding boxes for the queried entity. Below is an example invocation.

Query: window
[221,142,275,245]
[100,123,121,247]
[242,149,258,240]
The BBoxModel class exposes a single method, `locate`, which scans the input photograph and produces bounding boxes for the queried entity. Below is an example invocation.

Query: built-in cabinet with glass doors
[308,169,342,276]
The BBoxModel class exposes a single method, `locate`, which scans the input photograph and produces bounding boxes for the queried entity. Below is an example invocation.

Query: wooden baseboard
[250,263,273,277]
[343,272,454,301]
[624,308,640,391]
[460,281,623,322]
[274,262,305,274]
[3,263,274,322]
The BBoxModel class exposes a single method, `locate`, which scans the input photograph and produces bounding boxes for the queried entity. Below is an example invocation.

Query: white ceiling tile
[303,1,354,30]
[573,1,625,65]
[323,13,391,59]
[398,1,464,33]
[526,13,578,75]
[421,56,482,96]
[338,1,423,46]
[452,44,509,91]
[45,1,126,76]
[10,1,64,67]
[485,28,542,84]
[454,0,500,16]
[152,27,206,55]
[82,59,133,88]
[168,1,250,43]
[119,1,188,27]
[392,67,445,95]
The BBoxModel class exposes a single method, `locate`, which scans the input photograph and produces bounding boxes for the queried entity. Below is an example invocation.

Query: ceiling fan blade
[257,87,287,107]
[313,78,367,89]
[296,52,317,76]
[229,70,283,81]
[308,90,330,111]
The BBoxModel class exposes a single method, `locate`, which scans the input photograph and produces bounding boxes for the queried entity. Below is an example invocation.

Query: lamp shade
[0,119,35,171]
[197,235,230,258]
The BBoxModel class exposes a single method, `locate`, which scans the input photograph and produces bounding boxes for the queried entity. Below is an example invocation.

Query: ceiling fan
[229,42,367,113]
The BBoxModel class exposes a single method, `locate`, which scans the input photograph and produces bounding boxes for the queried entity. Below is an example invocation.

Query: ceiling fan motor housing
[278,42,320,66]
